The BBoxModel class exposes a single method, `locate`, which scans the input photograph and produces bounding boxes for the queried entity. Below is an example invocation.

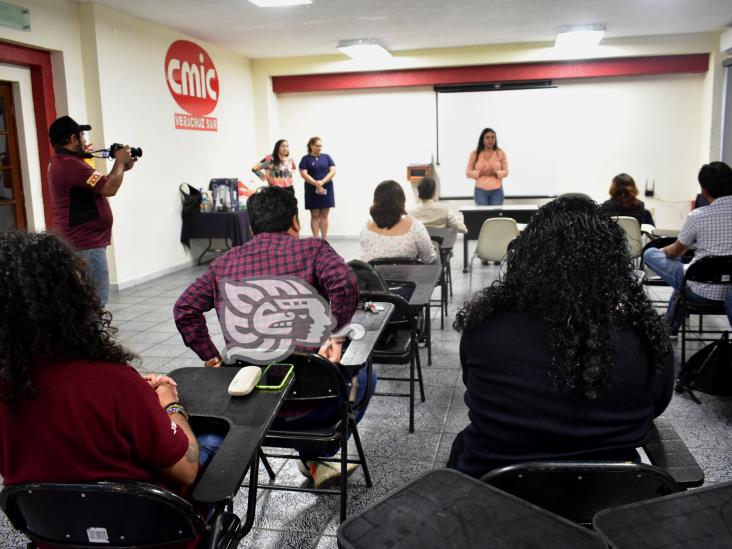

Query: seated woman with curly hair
[448,196,674,478]
[360,179,437,264]
[0,231,216,542]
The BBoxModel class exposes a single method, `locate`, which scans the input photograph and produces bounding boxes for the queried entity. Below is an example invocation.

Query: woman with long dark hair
[601,172,655,225]
[466,128,509,205]
[252,138,297,193]
[0,231,202,510]
[360,179,436,263]
[449,197,673,478]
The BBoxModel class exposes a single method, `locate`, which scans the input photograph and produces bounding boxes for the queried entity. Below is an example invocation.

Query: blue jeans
[643,248,719,330]
[197,433,224,468]
[474,187,504,206]
[77,247,110,306]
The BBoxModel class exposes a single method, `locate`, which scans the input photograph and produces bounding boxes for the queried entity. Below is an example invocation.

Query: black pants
[446,429,465,469]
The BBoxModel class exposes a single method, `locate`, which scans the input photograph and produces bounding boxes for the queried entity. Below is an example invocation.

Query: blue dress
[299,153,335,210]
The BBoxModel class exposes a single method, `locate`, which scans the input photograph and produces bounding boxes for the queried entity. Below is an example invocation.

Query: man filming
[48,115,137,305]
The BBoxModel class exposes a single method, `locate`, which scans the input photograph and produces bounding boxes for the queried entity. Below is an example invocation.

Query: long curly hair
[454,196,668,399]
[0,231,135,403]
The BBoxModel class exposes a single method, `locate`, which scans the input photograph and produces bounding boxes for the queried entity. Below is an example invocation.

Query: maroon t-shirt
[0,359,189,487]
[0,360,198,548]
[48,153,113,250]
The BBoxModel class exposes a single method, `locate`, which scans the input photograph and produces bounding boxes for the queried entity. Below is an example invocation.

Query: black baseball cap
[48,116,91,145]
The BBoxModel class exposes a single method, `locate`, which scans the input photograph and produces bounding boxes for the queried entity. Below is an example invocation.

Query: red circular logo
[164,40,219,116]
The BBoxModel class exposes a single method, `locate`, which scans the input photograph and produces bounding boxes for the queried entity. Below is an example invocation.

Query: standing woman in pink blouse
[466,128,509,205]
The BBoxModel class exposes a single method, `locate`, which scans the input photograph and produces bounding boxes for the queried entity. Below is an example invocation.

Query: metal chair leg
[415,344,426,403]
[350,418,372,487]
[339,415,349,522]
[409,340,415,434]
[259,450,276,481]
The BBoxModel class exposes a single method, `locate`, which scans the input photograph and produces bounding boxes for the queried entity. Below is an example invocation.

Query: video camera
[108,143,143,159]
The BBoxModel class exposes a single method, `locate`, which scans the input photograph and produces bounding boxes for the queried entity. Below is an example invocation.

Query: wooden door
[0,82,27,230]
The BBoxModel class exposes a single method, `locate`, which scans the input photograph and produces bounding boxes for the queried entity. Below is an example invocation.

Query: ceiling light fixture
[337,38,391,60]
[248,0,312,7]
[555,24,606,49]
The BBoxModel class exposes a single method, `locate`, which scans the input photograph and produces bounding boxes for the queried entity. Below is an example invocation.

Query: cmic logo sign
[165,40,219,131]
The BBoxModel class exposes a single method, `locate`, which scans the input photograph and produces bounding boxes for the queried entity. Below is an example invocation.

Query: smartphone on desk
[255,363,294,391]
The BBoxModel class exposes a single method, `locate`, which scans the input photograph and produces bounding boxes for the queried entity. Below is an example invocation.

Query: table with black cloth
[593,480,732,549]
[180,211,253,264]
[171,366,293,539]
[337,468,605,549]
[374,262,442,365]
[459,205,540,271]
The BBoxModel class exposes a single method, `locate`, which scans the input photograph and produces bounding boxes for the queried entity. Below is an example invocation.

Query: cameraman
[48,116,136,306]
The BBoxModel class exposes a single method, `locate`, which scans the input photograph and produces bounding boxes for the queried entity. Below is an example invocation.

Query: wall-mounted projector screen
[436,86,560,199]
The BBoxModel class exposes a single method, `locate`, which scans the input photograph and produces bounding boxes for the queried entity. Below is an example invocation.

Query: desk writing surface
[374,263,441,307]
[340,303,394,367]
[338,469,604,549]
[427,226,458,250]
[171,367,291,503]
[593,481,732,549]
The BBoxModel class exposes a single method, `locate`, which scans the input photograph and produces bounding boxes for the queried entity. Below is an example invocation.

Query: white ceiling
[78,0,732,59]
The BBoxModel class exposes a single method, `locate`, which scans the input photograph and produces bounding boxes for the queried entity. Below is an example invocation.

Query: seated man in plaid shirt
[174,186,376,486]
[643,161,732,331]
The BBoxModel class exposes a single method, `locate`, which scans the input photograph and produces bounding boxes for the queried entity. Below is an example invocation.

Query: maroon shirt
[174,232,359,360]
[0,359,188,488]
[48,153,113,250]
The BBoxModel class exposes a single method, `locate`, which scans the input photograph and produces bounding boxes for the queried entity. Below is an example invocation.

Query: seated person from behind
[360,179,437,264]
[0,231,202,547]
[448,197,674,479]
[174,186,374,487]
[601,173,655,226]
[408,176,467,234]
[643,161,732,331]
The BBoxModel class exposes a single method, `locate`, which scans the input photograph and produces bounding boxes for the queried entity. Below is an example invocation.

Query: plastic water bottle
[200,188,209,212]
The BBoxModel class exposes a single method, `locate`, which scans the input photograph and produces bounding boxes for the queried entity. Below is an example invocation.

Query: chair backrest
[683,255,732,285]
[612,216,643,259]
[278,350,348,404]
[0,480,204,547]
[475,218,519,262]
[481,461,681,526]
[348,259,389,292]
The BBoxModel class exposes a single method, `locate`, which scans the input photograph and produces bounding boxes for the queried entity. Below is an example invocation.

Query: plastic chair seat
[374,329,411,358]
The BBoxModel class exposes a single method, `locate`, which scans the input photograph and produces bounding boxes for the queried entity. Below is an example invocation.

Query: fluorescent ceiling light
[337,39,391,60]
[555,24,605,48]
[248,0,311,7]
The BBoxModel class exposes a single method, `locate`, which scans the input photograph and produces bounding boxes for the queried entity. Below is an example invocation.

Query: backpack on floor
[677,331,732,399]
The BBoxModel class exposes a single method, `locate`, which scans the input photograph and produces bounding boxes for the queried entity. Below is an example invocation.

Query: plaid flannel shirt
[174,232,358,360]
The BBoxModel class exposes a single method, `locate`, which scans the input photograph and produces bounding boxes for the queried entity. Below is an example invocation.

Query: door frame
[0,41,57,228]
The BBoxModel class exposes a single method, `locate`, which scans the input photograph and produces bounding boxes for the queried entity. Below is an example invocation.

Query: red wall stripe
[0,41,57,228]
[272,54,709,94]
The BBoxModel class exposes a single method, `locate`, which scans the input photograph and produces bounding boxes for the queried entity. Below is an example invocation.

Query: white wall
[87,5,257,287]
[277,73,705,234]
[278,87,434,235]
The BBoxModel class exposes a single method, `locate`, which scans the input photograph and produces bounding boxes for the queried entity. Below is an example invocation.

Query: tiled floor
[1,237,731,548]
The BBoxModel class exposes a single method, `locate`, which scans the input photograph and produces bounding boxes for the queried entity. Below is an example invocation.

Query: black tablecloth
[180,211,253,247]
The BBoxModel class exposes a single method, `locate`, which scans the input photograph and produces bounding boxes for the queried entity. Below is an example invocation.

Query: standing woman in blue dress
[299,136,336,239]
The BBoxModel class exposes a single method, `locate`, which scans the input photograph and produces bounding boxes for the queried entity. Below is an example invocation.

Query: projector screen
[435,87,560,199]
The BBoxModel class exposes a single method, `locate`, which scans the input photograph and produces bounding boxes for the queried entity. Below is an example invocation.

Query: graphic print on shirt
[220,276,360,364]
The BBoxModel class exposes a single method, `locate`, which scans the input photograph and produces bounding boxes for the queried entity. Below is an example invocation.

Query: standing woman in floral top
[299,136,336,239]
[466,128,509,206]
[252,139,297,193]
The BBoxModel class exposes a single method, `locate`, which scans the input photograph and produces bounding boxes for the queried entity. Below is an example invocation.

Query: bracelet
[164,402,189,421]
